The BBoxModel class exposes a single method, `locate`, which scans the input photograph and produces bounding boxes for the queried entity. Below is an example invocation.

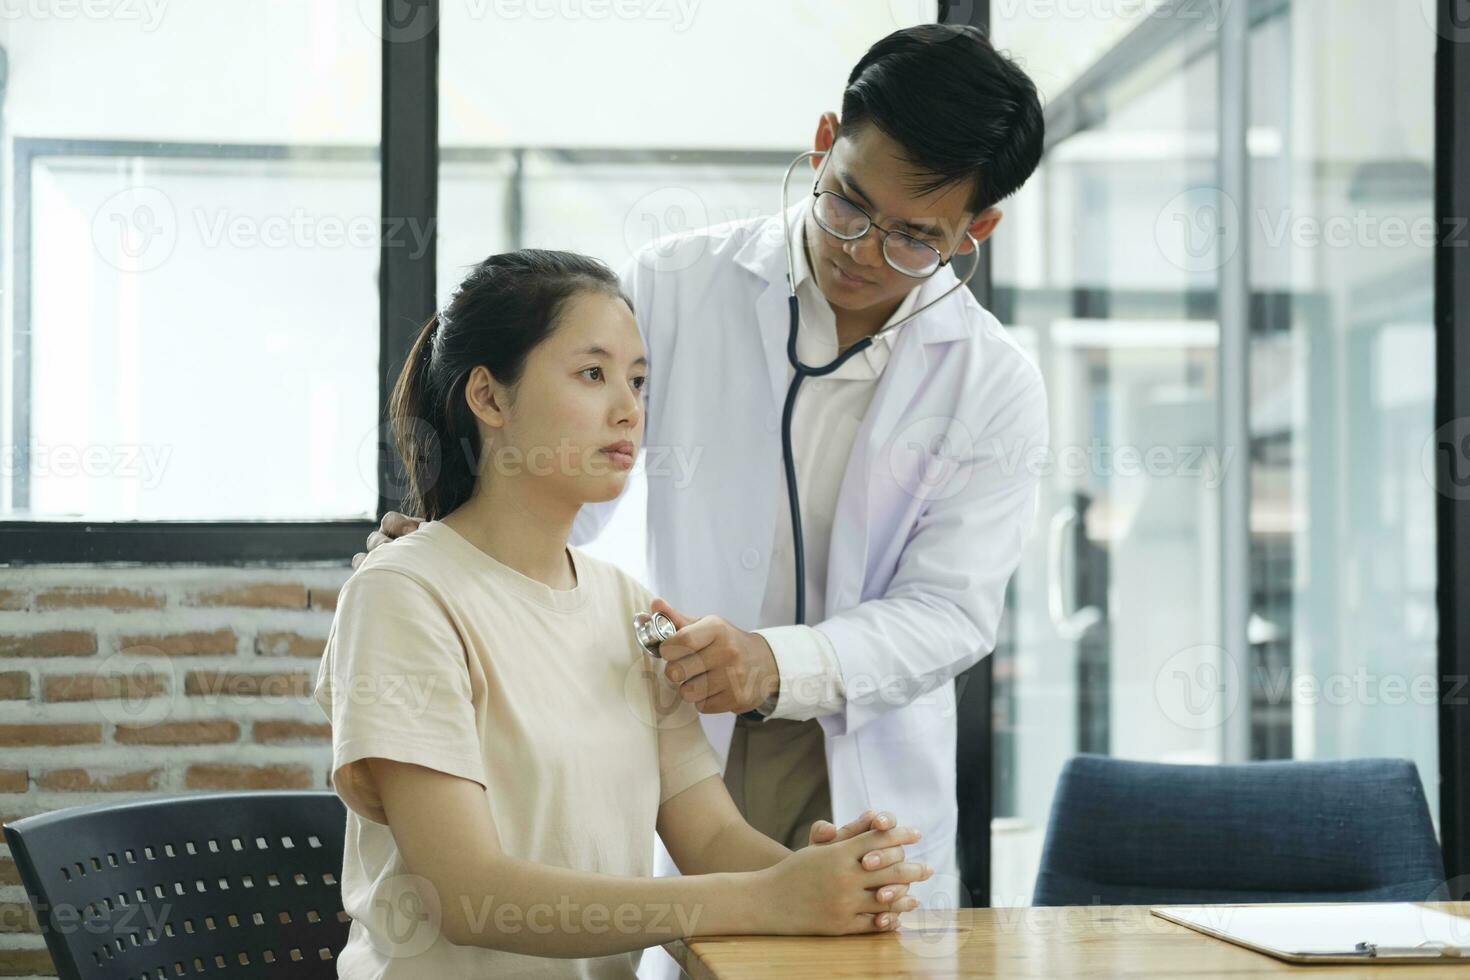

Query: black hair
[389,248,630,521]
[838,23,1045,214]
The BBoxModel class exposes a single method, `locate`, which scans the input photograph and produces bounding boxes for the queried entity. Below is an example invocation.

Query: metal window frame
[378,0,439,522]
[1216,0,1253,766]
[2,138,382,565]
[1436,0,1470,885]
[941,0,995,912]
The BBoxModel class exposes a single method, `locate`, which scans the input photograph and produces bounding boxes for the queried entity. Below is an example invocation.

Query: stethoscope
[631,151,980,722]
[776,149,981,628]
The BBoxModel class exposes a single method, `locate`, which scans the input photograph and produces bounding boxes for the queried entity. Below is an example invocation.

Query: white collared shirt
[751,217,922,720]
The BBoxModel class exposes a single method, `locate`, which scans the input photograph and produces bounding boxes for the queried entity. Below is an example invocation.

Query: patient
[314,249,930,978]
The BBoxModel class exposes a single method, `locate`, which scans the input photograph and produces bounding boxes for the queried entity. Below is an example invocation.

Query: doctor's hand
[351,510,422,570]
[650,598,779,715]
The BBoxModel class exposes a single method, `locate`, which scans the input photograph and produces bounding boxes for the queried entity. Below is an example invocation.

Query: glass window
[1246,0,1436,782]
[4,2,381,521]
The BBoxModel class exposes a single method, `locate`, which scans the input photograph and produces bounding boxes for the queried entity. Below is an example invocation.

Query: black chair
[3,790,350,979]
[1033,754,1445,906]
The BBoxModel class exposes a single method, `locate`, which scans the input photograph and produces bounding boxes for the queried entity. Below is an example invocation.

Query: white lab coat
[571,204,1047,967]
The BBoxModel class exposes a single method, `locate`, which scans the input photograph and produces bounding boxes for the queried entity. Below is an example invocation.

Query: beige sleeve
[313,567,488,825]
[626,579,723,804]
[655,694,723,805]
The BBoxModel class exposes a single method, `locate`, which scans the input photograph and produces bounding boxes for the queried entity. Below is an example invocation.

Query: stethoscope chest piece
[632,611,678,658]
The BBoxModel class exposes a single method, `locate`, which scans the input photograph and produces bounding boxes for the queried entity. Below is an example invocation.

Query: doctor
[360,20,1046,954]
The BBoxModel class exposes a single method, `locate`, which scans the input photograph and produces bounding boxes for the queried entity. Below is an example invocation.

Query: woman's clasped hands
[758,808,932,934]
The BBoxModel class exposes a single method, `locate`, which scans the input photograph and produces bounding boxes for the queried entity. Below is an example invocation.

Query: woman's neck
[441,484,579,590]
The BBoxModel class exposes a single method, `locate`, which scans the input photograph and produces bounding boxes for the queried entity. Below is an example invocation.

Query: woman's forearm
[438,855,763,958]
[694,817,791,873]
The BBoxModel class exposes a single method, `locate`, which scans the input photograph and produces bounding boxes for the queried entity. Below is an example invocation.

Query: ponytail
[388,309,466,522]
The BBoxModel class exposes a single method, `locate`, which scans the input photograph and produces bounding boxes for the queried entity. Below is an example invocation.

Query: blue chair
[4,790,350,979]
[1032,755,1444,906]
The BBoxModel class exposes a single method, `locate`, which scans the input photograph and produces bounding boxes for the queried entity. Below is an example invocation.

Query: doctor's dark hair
[839,23,1044,214]
[388,248,631,522]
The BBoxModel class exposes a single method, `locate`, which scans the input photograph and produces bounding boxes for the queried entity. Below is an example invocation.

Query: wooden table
[666,903,1470,978]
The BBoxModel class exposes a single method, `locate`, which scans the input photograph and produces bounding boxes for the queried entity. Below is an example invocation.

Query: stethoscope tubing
[649,153,983,723]
[777,149,981,629]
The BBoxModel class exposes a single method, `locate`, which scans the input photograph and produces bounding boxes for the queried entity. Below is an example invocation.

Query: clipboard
[1151,903,1470,964]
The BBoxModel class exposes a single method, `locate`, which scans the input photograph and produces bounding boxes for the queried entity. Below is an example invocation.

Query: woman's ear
[811,111,839,171]
[463,365,508,430]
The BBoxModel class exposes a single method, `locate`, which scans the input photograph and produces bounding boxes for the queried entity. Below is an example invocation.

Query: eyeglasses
[810,188,952,279]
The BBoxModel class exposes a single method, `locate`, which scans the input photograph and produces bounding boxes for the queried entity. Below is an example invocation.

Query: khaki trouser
[722,714,833,850]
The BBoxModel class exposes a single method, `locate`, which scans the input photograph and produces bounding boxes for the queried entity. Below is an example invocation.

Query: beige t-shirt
[313,519,722,979]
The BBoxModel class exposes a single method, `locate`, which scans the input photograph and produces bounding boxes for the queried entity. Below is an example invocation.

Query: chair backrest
[1032,755,1445,907]
[4,790,350,979]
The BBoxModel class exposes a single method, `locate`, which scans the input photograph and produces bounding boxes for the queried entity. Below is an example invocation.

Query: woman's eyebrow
[840,170,944,238]
[573,344,648,368]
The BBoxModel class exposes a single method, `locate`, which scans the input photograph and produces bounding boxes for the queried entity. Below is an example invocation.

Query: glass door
[989,0,1437,903]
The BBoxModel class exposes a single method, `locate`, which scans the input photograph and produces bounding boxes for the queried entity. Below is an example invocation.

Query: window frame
[3,138,383,563]
[1435,0,1470,885]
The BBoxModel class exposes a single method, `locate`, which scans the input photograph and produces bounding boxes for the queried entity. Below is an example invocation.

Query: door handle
[1048,504,1103,641]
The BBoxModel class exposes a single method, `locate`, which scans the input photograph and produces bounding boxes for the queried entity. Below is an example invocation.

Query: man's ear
[956,206,1004,253]
[811,111,839,171]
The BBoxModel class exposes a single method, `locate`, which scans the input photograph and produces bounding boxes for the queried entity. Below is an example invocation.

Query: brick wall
[0,563,350,979]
